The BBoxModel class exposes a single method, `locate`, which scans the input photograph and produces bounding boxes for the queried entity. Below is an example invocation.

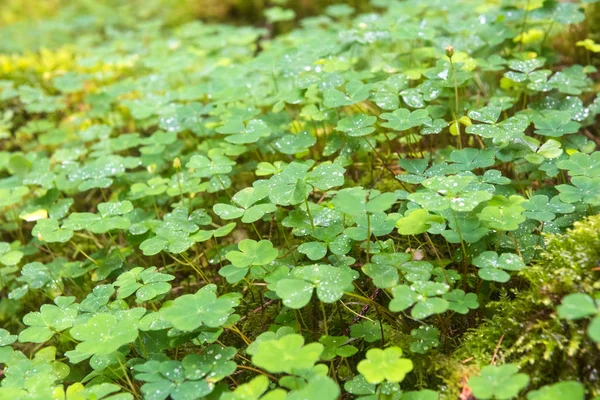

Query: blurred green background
[0,0,374,53]
[0,0,369,27]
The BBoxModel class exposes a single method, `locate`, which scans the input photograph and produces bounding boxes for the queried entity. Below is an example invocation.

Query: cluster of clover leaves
[0,0,600,399]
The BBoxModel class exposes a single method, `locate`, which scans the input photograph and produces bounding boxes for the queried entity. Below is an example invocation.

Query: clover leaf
[18,297,79,343]
[477,195,527,231]
[557,293,600,343]
[472,251,525,283]
[396,209,445,235]
[336,114,377,137]
[410,326,440,354]
[114,266,175,303]
[220,375,286,400]
[275,264,357,308]
[389,282,449,319]
[160,285,240,331]
[68,309,143,360]
[298,241,328,260]
[134,355,220,400]
[265,6,295,23]
[556,177,600,205]
[409,175,492,212]
[0,329,17,346]
[443,289,479,314]
[216,119,271,144]
[333,188,398,217]
[350,321,383,343]
[323,80,370,108]
[319,335,358,360]
[0,242,23,266]
[441,215,489,244]
[186,154,235,177]
[504,58,545,82]
[32,218,73,243]
[467,364,530,400]
[380,109,430,131]
[357,347,413,384]
[225,239,278,268]
[63,201,133,234]
[526,381,585,400]
[363,254,433,287]
[267,161,345,206]
[523,195,575,222]
[251,333,323,374]
[557,152,600,177]
[214,186,276,223]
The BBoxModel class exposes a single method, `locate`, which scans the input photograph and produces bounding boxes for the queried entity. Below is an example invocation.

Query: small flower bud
[445,45,454,58]
[173,157,181,169]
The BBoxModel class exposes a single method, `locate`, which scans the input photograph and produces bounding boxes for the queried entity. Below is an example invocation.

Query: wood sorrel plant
[0,0,599,399]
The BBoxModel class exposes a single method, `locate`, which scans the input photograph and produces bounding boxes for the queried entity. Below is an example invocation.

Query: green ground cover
[0,0,599,399]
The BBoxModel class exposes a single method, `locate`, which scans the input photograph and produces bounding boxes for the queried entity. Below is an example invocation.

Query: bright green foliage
[467,364,530,399]
[69,309,143,360]
[357,347,413,384]
[251,334,323,374]
[319,335,358,360]
[1,0,600,398]
[389,282,450,319]
[527,381,585,400]
[114,266,175,303]
[134,346,236,400]
[275,264,356,308]
[18,297,79,343]
[472,252,525,283]
[557,293,600,342]
[160,285,240,331]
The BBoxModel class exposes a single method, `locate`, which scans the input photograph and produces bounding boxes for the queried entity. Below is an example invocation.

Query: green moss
[452,215,600,394]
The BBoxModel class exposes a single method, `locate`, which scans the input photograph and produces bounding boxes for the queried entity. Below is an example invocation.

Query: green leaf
[306,162,345,190]
[287,376,340,400]
[32,218,73,243]
[276,264,356,308]
[264,6,295,23]
[557,293,598,320]
[557,177,600,205]
[557,152,600,177]
[527,381,585,400]
[319,335,358,360]
[532,111,580,137]
[380,109,430,131]
[443,290,479,314]
[69,311,142,359]
[298,241,328,260]
[350,321,382,343]
[213,203,245,220]
[523,195,575,222]
[336,114,377,137]
[410,326,440,354]
[396,209,445,235]
[275,279,314,308]
[473,251,525,283]
[0,329,17,346]
[251,334,323,374]
[221,375,285,400]
[477,195,526,231]
[389,282,449,319]
[588,316,600,343]
[467,364,530,400]
[160,285,240,331]
[357,347,413,384]
[19,297,78,343]
[225,239,278,268]
[186,154,235,177]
